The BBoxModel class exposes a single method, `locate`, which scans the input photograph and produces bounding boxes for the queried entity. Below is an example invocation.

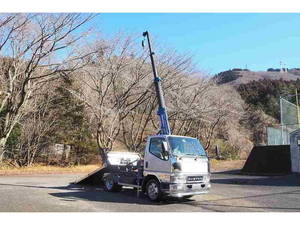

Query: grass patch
[210,159,246,172]
[0,164,100,175]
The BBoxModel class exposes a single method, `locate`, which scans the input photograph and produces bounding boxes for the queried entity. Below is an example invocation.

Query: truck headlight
[170,175,186,184]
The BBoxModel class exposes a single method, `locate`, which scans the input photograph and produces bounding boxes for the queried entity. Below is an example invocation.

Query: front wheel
[146,179,162,202]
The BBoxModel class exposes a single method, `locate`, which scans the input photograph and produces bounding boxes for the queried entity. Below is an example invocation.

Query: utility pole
[296,89,300,128]
[142,31,171,135]
[280,96,284,144]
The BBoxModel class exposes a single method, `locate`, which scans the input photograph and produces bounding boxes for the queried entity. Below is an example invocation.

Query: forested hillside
[214,68,300,120]
[238,79,300,120]
[214,68,300,86]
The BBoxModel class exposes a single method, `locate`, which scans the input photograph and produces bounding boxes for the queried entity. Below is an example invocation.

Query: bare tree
[119,49,199,152]
[0,13,95,163]
[76,36,201,156]
[5,81,58,166]
[71,35,150,162]
[168,77,245,151]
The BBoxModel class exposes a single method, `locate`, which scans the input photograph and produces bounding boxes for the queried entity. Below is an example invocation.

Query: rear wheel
[146,179,162,202]
[103,173,122,192]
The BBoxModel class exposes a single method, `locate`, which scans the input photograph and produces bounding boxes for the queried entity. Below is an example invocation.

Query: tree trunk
[96,129,109,164]
[0,137,8,164]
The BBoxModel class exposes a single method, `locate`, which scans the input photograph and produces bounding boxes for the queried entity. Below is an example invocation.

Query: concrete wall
[241,145,291,174]
[290,130,300,173]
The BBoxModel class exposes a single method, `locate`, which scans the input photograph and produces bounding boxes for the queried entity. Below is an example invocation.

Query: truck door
[144,137,171,176]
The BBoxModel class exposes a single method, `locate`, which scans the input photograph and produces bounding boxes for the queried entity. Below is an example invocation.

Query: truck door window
[149,138,168,160]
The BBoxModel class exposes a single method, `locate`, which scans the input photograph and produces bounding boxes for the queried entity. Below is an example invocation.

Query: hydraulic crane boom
[143,31,171,135]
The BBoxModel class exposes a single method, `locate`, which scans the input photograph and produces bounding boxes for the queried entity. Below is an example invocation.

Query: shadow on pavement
[0,182,192,205]
[212,169,241,175]
[188,202,300,211]
[211,172,300,187]
[49,187,193,205]
[187,188,300,211]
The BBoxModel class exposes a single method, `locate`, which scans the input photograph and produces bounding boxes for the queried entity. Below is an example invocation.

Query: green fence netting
[267,97,299,145]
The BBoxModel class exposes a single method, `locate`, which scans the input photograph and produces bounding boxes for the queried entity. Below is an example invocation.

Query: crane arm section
[143,31,171,135]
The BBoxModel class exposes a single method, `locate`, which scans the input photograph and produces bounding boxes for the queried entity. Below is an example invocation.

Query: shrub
[212,139,240,160]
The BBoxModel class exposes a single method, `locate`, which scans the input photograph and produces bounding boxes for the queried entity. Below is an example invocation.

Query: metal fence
[266,96,299,145]
[267,124,299,145]
[280,97,298,125]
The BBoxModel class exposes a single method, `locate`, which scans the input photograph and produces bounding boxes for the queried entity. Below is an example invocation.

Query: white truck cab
[142,135,211,200]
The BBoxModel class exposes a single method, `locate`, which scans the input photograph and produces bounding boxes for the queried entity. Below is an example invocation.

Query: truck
[76,31,211,202]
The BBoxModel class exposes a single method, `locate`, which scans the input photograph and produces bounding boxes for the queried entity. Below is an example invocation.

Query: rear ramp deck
[74,166,109,185]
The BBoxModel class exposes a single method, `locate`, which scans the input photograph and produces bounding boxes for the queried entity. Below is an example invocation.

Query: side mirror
[162,141,169,152]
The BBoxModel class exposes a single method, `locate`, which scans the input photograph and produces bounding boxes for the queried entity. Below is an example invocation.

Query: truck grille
[187,176,203,183]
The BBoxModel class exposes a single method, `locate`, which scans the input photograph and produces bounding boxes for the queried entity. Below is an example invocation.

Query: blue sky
[89,13,300,75]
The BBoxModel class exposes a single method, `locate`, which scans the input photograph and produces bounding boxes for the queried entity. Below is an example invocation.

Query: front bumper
[166,182,211,197]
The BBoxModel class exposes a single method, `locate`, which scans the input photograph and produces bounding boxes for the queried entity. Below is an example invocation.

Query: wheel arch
[142,174,160,192]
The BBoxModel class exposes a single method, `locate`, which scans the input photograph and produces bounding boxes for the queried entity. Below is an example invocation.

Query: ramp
[74,151,141,186]
[241,145,291,175]
[74,166,109,185]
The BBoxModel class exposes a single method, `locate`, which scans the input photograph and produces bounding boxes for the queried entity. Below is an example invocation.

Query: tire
[146,179,162,202]
[103,173,122,192]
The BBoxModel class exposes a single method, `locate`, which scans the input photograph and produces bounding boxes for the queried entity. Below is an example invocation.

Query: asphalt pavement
[0,171,300,212]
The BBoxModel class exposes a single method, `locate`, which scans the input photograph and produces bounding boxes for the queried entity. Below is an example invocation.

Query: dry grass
[0,160,246,175]
[210,159,246,172]
[0,164,100,176]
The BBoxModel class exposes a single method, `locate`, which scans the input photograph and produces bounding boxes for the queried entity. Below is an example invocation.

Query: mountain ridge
[214,68,300,86]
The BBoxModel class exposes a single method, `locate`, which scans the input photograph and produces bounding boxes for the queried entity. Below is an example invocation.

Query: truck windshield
[167,136,207,157]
